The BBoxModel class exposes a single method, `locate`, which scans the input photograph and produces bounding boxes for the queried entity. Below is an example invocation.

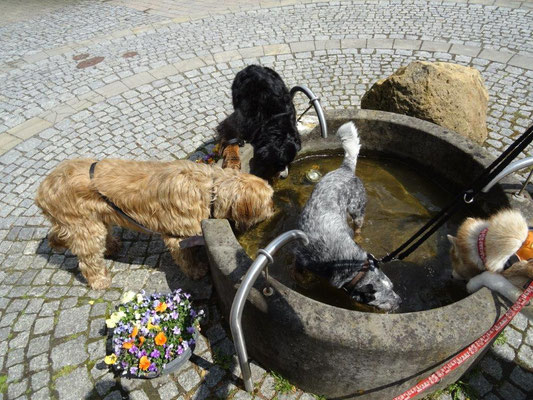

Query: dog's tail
[337,122,360,170]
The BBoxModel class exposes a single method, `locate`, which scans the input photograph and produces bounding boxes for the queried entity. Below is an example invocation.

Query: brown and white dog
[35,159,274,290]
[448,209,533,303]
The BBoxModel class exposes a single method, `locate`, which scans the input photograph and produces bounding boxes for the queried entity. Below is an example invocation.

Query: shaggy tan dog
[447,209,533,281]
[35,159,274,289]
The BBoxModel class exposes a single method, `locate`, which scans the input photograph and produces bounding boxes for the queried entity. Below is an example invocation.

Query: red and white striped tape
[393,281,533,400]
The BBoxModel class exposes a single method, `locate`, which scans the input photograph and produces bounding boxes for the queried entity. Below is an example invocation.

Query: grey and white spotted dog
[294,122,401,312]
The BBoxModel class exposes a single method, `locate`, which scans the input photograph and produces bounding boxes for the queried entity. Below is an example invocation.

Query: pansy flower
[139,356,150,371]
[155,332,167,346]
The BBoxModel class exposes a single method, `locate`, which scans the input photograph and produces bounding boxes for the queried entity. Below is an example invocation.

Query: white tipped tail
[336,122,360,169]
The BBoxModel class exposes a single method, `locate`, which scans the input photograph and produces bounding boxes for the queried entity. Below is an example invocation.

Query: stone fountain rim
[204,108,529,319]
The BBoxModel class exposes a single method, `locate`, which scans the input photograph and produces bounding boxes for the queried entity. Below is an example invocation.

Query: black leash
[381,124,533,263]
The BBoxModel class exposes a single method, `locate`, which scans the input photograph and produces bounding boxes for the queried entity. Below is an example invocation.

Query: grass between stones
[494,332,507,346]
[51,365,78,382]
[0,375,7,394]
[212,348,232,370]
[428,380,478,400]
[270,371,295,394]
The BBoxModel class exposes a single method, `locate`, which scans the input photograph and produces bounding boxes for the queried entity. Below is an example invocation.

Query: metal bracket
[229,230,309,392]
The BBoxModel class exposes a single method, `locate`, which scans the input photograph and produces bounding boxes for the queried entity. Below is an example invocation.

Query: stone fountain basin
[202,109,533,399]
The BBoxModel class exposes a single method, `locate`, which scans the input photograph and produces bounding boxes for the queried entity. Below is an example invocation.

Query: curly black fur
[217,65,301,179]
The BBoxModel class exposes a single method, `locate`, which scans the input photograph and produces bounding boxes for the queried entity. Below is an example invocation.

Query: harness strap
[90,162,158,235]
[303,253,377,293]
[89,162,215,243]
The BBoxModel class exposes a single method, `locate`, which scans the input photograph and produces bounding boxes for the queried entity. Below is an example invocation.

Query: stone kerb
[1,39,531,156]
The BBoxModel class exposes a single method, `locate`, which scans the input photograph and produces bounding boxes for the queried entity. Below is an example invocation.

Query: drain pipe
[481,156,533,196]
[290,85,328,138]
[230,230,309,392]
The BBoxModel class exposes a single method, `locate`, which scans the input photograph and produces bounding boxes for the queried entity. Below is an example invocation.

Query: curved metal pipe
[290,85,328,138]
[481,156,533,193]
[229,230,309,392]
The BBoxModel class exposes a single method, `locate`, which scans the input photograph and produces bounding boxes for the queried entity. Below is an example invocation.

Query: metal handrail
[290,85,328,138]
[229,230,309,392]
[481,156,533,193]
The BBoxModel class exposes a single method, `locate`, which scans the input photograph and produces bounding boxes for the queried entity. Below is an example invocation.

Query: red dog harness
[478,228,533,269]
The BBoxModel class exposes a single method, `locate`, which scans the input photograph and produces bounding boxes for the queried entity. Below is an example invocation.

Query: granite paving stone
[158,382,180,400]
[178,368,202,392]
[509,365,533,392]
[54,367,94,400]
[51,336,88,370]
[516,345,533,369]
[54,304,90,338]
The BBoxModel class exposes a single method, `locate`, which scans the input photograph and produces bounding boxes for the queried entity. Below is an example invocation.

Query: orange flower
[122,341,133,349]
[155,302,167,313]
[139,356,150,371]
[138,336,145,346]
[131,326,139,338]
[155,332,167,346]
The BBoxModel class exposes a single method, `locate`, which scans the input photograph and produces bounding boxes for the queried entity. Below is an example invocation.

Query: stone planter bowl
[202,109,533,399]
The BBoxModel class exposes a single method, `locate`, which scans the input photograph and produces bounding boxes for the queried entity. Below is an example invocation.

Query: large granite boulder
[361,61,489,144]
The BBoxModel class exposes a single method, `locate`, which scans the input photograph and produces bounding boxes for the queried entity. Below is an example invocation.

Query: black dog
[217,65,301,180]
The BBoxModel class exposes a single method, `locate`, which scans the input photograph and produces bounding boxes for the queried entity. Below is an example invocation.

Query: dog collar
[477,227,489,267]
[225,138,245,147]
[342,254,378,293]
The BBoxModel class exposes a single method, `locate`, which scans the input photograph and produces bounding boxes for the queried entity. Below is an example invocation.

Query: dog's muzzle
[278,166,289,179]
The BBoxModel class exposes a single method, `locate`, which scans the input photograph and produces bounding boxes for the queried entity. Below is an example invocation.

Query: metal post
[290,85,328,138]
[229,230,309,392]
[481,156,533,193]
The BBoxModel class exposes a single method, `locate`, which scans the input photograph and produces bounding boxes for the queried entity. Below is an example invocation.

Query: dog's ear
[231,176,274,230]
[447,234,457,246]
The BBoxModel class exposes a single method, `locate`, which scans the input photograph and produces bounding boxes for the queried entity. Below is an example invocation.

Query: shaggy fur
[35,159,274,290]
[448,209,533,280]
[217,65,301,180]
[294,122,401,312]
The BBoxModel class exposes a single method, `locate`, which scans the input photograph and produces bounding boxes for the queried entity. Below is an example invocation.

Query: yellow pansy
[104,354,117,365]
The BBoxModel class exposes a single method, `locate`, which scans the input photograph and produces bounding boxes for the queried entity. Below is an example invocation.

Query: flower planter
[104,289,203,379]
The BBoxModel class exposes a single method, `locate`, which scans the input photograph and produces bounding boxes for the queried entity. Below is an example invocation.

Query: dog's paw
[182,262,209,280]
[89,275,112,290]
[222,157,241,170]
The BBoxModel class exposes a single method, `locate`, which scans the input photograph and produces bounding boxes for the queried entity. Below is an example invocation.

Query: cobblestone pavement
[0,1,532,399]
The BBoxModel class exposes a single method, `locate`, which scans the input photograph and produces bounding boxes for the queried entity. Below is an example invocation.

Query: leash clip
[464,191,475,204]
